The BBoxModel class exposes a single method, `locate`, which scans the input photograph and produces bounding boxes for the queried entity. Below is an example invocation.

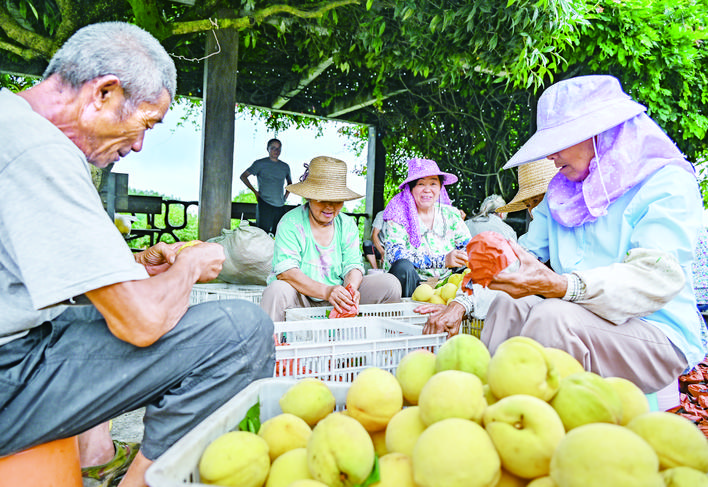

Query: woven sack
[207,222,274,285]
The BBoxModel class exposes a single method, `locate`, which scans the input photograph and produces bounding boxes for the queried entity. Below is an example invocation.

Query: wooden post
[364,125,386,237]
[198,24,239,241]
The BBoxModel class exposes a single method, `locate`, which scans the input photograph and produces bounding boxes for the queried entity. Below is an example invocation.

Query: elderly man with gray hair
[0,22,274,487]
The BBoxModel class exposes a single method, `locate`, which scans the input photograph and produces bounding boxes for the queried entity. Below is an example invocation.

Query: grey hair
[44,22,177,107]
[475,194,506,218]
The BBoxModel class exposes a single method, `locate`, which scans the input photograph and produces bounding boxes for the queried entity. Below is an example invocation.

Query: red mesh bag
[329,284,359,318]
[462,231,519,290]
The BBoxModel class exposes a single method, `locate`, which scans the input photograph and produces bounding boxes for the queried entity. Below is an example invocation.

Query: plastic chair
[0,436,82,487]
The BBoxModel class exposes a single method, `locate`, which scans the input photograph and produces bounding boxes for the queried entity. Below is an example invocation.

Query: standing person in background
[465,194,518,241]
[239,138,292,234]
[0,22,275,487]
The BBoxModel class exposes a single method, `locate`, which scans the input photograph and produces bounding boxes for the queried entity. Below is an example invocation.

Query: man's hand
[445,249,468,268]
[134,241,184,276]
[422,301,466,337]
[135,241,225,282]
[180,242,226,283]
[488,240,566,299]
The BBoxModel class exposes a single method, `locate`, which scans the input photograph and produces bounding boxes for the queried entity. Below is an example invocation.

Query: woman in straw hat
[495,157,559,218]
[381,158,471,297]
[438,74,704,396]
[260,156,402,321]
[465,194,518,241]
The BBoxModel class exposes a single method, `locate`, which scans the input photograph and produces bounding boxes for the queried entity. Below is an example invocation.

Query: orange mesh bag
[461,231,519,293]
[329,284,359,318]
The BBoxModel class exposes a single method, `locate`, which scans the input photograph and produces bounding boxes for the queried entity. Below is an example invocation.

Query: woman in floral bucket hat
[382,158,471,297]
[429,75,704,401]
[260,156,402,321]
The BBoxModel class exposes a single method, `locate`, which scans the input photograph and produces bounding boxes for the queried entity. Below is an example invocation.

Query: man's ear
[89,75,124,110]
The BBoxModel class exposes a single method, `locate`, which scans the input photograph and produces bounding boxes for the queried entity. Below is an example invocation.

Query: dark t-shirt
[246,158,292,207]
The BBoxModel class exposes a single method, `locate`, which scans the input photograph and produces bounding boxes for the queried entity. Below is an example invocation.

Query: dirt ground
[111,408,145,444]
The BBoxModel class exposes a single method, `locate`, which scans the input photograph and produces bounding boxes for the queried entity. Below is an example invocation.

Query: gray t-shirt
[246,157,292,207]
[0,89,148,344]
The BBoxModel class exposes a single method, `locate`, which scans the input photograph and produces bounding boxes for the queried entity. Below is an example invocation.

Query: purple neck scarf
[546,113,695,227]
[382,184,452,248]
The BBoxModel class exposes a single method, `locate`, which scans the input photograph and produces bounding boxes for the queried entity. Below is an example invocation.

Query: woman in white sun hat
[260,156,402,321]
[433,75,704,398]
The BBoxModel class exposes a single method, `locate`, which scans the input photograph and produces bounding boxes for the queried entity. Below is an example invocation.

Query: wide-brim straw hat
[496,158,560,213]
[286,156,363,202]
[399,158,458,189]
[503,75,647,169]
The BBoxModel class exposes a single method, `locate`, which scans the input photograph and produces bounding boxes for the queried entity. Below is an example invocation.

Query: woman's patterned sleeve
[447,207,472,250]
[384,221,445,269]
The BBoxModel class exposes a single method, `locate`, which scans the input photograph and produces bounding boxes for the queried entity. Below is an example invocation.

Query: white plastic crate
[285,302,485,338]
[146,378,350,487]
[274,317,446,381]
[285,302,428,323]
[460,317,485,338]
[189,283,265,305]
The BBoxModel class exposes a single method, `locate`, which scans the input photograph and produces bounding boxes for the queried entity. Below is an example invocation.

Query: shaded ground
[111,408,145,445]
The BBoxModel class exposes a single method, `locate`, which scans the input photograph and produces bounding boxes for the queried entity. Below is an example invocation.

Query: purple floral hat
[398,158,458,189]
[383,158,456,248]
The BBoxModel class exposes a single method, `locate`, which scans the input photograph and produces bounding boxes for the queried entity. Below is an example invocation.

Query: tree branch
[272,57,334,109]
[169,0,359,36]
[0,5,54,57]
[0,39,43,59]
[253,0,360,21]
[54,0,81,51]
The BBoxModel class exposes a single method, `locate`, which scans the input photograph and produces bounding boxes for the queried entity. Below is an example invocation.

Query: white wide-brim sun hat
[503,75,647,169]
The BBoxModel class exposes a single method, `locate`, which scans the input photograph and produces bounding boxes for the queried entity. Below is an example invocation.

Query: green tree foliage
[578,0,707,156]
[2,0,707,216]
[350,0,708,212]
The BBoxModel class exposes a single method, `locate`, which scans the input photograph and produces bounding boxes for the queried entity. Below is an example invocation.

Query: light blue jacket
[520,165,704,369]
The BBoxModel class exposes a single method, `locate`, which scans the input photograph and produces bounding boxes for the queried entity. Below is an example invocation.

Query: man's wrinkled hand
[422,302,466,337]
[187,242,225,282]
[135,241,184,276]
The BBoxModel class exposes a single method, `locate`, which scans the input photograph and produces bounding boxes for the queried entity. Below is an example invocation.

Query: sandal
[81,440,140,487]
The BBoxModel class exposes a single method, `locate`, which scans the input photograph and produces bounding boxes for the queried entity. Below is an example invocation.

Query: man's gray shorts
[0,299,275,460]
